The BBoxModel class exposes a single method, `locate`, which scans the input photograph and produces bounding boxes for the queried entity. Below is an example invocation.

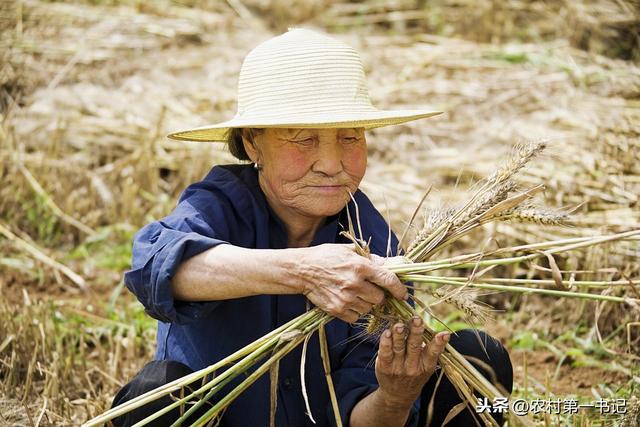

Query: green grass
[67,224,136,271]
[0,290,156,424]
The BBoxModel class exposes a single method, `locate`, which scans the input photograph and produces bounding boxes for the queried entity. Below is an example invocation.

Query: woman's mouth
[310,185,347,194]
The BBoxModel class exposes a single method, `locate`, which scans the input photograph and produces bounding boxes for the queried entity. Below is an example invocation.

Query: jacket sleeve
[123,184,237,324]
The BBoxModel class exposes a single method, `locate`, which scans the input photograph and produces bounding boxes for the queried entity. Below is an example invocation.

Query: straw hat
[167,28,443,142]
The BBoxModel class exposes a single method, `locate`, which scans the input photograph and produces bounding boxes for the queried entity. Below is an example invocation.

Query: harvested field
[1,0,639,425]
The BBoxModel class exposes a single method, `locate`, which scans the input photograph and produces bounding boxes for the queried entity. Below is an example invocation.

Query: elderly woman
[113,29,513,426]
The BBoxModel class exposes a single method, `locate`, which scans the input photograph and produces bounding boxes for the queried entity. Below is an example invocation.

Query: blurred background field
[0,0,639,425]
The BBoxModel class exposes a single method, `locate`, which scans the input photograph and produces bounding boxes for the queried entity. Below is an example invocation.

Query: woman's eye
[342,137,359,143]
[293,138,315,145]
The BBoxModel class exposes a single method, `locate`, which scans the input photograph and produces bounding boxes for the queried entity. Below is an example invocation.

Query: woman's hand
[375,317,450,408]
[296,243,407,323]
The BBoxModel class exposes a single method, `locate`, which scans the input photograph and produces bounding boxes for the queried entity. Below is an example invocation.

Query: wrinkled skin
[244,127,368,223]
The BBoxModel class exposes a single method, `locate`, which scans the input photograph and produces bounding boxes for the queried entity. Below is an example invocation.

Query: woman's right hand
[295,244,408,323]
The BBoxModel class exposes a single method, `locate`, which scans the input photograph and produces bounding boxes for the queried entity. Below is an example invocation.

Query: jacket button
[283,377,293,389]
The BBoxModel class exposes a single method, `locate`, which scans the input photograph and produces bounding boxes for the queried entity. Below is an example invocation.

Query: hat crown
[236,29,375,119]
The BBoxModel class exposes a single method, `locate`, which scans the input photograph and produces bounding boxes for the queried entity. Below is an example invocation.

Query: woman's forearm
[350,388,414,427]
[171,244,304,301]
[170,242,407,323]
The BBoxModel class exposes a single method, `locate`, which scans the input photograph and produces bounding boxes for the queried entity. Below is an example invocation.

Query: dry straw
[2,0,639,424]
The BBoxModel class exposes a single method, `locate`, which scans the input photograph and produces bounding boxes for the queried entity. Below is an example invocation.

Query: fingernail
[440,332,451,344]
[384,330,392,338]
[395,324,404,333]
[412,316,422,327]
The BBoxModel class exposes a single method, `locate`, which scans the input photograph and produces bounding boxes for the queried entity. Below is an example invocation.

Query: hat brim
[167,109,444,142]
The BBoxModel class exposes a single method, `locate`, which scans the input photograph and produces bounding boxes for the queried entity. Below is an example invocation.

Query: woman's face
[244,128,367,221]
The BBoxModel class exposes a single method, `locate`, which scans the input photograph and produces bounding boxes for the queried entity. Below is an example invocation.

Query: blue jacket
[124,164,418,426]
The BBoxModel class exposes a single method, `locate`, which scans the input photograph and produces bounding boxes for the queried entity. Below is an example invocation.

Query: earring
[253,162,262,171]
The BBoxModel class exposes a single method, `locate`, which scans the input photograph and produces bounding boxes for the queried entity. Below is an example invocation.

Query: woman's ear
[241,129,259,163]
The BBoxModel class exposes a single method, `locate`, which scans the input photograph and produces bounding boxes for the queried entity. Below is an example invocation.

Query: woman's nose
[313,139,344,176]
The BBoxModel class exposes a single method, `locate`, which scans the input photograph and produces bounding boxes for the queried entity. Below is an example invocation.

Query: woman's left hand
[375,316,450,408]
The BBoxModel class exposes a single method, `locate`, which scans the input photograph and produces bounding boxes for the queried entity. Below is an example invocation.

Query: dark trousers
[110,361,211,426]
[111,329,512,427]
